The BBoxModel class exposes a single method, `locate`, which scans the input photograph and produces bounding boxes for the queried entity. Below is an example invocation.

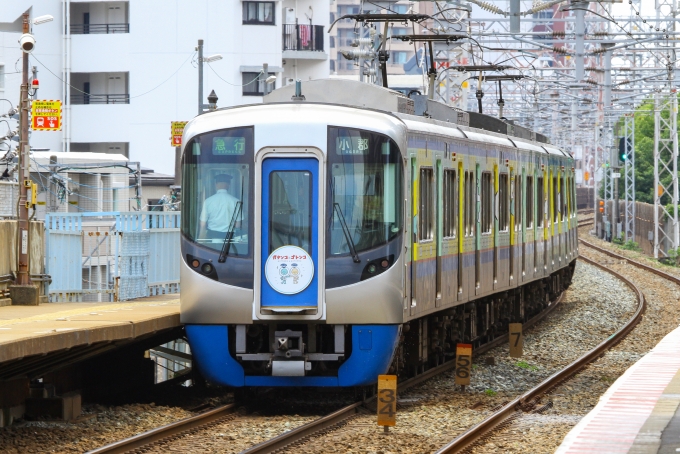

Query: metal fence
[70,94,130,105]
[282,24,324,52]
[45,211,180,302]
[70,23,130,34]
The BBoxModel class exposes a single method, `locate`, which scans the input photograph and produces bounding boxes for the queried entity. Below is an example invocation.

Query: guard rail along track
[435,224,656,453]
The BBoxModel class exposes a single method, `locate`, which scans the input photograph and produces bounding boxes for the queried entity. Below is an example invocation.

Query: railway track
[434,224,670,453]
[88,290,567,454]
[89,220,645,454]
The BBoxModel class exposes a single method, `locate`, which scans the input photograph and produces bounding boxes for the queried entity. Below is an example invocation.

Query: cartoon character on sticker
[290,263,300,284]
[279,263,289,284]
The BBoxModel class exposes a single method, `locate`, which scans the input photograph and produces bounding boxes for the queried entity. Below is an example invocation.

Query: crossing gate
[45,212,180,302]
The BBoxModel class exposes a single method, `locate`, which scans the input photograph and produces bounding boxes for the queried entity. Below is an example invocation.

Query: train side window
[537,176,544,228]
[526,176,534,229]
[514,175,522,232]
[419,167,434,241]
[552,175,559,222]
[465,171,475,237]
[560,178,569,221]
[481,172,492,234]
[443,169,457,238]
[499,173,508,232]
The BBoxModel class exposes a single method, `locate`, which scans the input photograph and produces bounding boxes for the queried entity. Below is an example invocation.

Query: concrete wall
[0,221,46,294]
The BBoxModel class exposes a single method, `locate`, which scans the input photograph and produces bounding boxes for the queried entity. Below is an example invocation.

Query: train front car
[180,103,406,387]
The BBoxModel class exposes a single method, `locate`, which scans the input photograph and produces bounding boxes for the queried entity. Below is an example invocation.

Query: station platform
[0,294,180,367]
[556,325,680,454]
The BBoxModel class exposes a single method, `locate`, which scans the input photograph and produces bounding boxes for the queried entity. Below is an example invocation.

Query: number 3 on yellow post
[377,375,397,427]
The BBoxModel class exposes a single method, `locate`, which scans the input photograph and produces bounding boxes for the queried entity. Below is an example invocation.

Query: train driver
[198,173,241,240]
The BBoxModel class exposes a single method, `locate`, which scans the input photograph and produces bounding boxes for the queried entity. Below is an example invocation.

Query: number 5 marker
[455,343,472,387]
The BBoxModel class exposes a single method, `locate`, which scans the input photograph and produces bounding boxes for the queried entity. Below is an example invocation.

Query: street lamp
[203,54,223,63]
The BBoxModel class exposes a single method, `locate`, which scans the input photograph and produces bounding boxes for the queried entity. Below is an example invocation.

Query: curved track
[88,291,567,454]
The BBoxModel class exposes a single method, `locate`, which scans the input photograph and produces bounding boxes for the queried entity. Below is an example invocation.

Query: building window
[391,51,409,64]
[346,62,354,70]
[330,37,335,48]
[0,65,4,90]
[330,60,335,71]
[392,27,409,36]
[393,4,409,14]
[243,2,275,25]
[242,72,275,96]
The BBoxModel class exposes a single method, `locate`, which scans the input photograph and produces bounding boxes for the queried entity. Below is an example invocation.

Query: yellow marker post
[509,323,523,358]
[377,375,397,432]
[455,343,472,388]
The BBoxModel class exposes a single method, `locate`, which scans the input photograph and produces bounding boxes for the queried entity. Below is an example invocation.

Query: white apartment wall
[0,0,330,176]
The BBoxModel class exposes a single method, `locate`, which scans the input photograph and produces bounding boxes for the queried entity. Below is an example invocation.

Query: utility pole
[10,12,39,305]
[197,39,203,115]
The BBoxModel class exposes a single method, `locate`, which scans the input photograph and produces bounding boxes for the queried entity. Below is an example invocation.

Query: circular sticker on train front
[264,245,314,295]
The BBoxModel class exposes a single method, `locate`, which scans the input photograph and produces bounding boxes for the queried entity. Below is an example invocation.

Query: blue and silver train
[180,79,578,387]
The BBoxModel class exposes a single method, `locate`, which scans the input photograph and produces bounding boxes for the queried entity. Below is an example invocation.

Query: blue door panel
[261,158,319,307]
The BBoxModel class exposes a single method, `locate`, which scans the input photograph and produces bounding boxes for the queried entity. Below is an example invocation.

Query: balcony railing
[71,94,130,105]
[282,24,324,52]
[70,23,130,34]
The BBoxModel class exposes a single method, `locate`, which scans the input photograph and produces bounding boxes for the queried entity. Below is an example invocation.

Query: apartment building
[329,1,431,76]
[0,1,330,175]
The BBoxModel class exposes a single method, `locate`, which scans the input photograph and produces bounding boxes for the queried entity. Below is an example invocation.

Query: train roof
[263,79,561,154]
[264,79,562,145]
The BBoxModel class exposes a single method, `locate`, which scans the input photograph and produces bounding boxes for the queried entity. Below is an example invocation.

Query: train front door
[260,157,320,310]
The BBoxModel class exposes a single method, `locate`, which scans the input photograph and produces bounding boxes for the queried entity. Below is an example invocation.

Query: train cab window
[481,172,492,234]
[499,173,509,232]
[443,170,457,238]
[552,175,559,222]
[537,176,545,228]
[181,127,253,257]
[526,176,534,229]
[514,176,522,232]
[327,127,402,255]
[419,168,434,241]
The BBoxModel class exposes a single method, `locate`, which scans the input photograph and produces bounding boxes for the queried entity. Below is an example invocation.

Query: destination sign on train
[336,135,370,155]
[212,136,246,155]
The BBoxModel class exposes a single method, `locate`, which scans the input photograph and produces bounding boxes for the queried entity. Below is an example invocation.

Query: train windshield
[182,127,253,257]
[328,127,402,255]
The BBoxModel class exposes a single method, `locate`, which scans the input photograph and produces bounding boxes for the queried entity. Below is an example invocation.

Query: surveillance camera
[19,34,36,53]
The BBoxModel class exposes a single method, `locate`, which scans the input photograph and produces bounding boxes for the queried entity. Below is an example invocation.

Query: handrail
[70,23,129,34]
[282,24,325,52]
[71,94,130,105]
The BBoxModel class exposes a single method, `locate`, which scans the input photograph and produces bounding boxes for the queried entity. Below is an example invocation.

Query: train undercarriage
[393,260,577,379]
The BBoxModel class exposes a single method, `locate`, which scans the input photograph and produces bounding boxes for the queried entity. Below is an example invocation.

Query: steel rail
[86,403,238,454]
[242,292,567,454]
[87,255,578,454]
[434,241,647,453]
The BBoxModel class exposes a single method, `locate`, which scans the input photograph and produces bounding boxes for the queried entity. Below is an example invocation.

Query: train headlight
[201,263,213,274]
[191,259,200,268]
[367,264,377,274]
